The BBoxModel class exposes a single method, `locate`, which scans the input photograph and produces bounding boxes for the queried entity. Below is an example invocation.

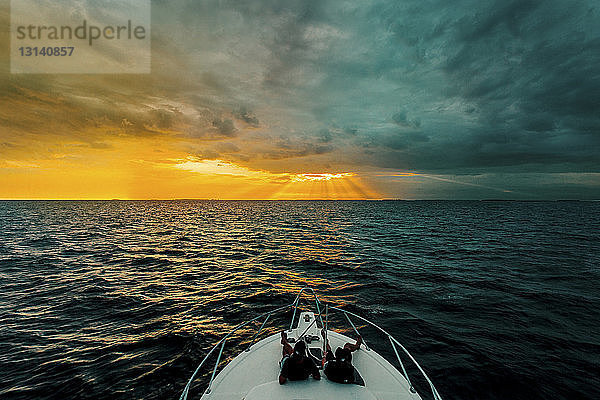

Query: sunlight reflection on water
[0,200,599,400]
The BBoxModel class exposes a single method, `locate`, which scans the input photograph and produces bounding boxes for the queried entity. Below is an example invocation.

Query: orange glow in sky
[0,137,380,199]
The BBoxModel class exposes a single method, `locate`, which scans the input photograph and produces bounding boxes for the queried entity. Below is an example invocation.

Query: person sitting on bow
[321,330,362,384]
[279,331,321,384]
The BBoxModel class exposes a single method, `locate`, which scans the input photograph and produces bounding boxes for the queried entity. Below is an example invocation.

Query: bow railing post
[389,335,415,393]
[343,310,370,350]
[246,313,270,351]
[205,338,227,395]
[323,304,329,355]
[289,297,301,331]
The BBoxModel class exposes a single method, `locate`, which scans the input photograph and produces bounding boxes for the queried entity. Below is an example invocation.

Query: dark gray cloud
[252,0,600,176]
[392,111,421,129]
[372,0,600,172]
[211,118,237,137]
[234,107,259,127]
[2,0,599,198]
[261,135,334,160]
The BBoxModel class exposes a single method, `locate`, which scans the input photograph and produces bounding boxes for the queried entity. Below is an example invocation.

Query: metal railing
[179,287,443,400]
[178,303,291,400]
[327,306,443,400]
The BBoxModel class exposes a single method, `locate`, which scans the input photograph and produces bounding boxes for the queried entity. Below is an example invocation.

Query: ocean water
[0,200,599,400]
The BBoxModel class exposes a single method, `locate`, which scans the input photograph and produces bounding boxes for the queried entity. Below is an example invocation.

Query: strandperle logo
[11,0,151,73]
[15,19,147,46]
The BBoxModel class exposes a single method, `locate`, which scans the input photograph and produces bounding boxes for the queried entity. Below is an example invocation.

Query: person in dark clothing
[322,330,363,384]
[279,331,321,384]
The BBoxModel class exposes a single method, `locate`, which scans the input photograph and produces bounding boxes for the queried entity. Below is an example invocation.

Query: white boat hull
[200,312,421,400]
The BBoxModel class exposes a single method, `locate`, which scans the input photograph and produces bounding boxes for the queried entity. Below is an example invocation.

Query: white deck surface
[199,312,422,400]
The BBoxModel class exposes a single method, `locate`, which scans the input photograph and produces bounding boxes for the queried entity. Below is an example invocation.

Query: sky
[1,0,599,199]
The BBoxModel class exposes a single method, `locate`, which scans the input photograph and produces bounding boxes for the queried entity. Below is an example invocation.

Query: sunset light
[292,173,355,182]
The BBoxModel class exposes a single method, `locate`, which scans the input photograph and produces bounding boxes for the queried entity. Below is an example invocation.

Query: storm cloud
[152,0,600,173]
[1,0,599,198]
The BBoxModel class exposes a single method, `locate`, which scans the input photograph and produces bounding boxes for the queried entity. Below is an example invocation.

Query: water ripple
[1,200,599,399]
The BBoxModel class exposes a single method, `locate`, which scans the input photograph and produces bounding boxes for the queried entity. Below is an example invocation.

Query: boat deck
[200,312,421,400]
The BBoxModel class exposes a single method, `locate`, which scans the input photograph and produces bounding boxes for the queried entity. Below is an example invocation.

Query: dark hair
[335,347,352,363]
[293,340,306,356]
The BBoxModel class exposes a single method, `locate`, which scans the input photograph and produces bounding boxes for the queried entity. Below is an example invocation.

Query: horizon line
[0,198,596,201]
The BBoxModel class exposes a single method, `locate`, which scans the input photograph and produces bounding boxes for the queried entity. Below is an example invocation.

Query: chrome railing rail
[178,303,291,400]
[289,286,325,331]
[179,287,443,400]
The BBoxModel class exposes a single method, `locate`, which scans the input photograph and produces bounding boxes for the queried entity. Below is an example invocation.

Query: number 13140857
[18,46,74,56]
